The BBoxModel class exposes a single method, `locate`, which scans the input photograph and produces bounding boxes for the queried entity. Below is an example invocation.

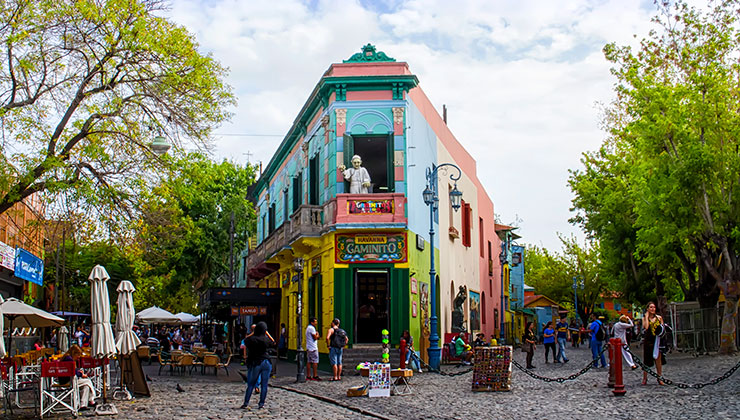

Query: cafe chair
[217,354,232,376]
[39,360,78,418]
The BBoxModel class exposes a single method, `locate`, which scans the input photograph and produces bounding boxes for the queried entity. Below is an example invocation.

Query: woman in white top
[613,315,637,370]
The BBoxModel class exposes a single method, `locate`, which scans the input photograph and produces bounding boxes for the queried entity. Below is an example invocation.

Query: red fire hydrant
[610,337,626,396]
[400,338,407,369]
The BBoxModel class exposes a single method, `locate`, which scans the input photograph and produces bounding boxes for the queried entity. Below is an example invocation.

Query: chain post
[611,338,626,396]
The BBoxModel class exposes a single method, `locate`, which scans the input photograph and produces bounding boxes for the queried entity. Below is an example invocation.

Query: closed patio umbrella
[115,280,140,355]
[89,265,116,358]
[58,325,70,353]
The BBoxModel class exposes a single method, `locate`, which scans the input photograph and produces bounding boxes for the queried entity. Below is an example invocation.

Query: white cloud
[163,0,660,251]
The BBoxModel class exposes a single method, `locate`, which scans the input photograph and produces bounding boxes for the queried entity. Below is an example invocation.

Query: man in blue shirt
[589,314,607,368]
[555,315,570,363]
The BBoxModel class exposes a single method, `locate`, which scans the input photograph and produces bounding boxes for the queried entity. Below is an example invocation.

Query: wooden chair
[217,354,232,376]
[157,352,173,376]
[173,354,195,375]
[201,354,219,376]
[170,350,183,363]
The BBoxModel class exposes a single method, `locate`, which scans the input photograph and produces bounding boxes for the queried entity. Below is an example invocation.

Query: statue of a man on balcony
[338,155,371,194]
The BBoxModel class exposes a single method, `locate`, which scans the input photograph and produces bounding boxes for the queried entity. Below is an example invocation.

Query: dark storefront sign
[14,247,43,286]
[335,233,407,264]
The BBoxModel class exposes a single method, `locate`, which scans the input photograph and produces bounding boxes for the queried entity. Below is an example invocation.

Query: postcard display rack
[471,346,512,392]
[368,363,391,397]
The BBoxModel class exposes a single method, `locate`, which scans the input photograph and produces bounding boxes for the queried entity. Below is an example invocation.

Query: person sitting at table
[59,345,96,410]
[33,340,45,351]
[454,333,474,364]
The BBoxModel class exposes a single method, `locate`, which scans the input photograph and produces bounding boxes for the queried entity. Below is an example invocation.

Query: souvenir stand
[471,346,512,392]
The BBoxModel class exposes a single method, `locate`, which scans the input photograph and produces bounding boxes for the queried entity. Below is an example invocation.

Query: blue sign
[14,248,44,286]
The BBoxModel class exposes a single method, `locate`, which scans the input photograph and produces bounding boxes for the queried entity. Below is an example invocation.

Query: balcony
[247,193,408,279]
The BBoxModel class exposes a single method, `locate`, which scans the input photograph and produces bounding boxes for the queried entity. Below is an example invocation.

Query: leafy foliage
[570,0,740,352]
[0,0,234,227]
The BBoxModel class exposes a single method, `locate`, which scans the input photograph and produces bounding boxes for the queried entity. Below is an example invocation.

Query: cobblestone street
[11,346,739,420]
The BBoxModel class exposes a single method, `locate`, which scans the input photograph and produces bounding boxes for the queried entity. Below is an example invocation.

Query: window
[292,173,302,213]
[309,155,319,205]
[344,134,394,193]
[482,292,486,324]
[488,241,493,276]
[479,217,484,257]
[268,204,276,234]
[308,275,323,333]
[461,200,472,247]
[283,189,289,223]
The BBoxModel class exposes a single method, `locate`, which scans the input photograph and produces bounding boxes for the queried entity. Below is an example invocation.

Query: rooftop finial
[344,44,396,63]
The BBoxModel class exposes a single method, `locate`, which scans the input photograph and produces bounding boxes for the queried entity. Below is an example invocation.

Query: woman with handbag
[523,322,537,369]
[642,302,665,385]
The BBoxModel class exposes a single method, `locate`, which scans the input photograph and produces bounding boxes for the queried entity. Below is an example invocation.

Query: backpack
[595,321,606,341]
[331,328,348,348]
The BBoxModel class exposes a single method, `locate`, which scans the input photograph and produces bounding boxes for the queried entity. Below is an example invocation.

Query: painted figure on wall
[452,285,467,333]
[338,154,371,194]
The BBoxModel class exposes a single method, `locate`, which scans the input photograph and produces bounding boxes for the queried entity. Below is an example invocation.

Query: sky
[164,0,660,251]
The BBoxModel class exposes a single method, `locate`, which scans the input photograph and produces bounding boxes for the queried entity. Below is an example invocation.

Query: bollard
[400,338,407,369]
[611,338,626,396]
[607,340,615,388]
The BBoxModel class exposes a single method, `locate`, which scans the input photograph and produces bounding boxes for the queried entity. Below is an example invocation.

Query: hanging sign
[311,257,321,275]
[335,233,407,264]
[348,199,394,214]
[239,306,267,316]
[231,307,240,316]
[0,241,15,270]
[14,247,43,286]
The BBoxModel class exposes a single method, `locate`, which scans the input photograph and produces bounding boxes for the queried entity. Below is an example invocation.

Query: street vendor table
[360,368,413,395]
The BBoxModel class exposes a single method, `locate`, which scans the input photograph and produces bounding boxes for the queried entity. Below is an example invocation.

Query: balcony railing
[247,193,408,276]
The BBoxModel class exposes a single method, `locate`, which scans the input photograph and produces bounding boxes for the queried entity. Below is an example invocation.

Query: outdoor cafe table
[359,368,414,395]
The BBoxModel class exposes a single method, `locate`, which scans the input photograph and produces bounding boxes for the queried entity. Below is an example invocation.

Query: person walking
[305,317,321,380]
[240,322,274,410]
[326,318,347,381]
[555,315,570,363]
[589,314,607,368]
[642,302,665,385]
[523,322,537,369]
[543,321,556,363]
[613,315,637,370]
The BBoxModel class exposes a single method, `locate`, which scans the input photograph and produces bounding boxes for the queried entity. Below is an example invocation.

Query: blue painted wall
[509,245,525,310]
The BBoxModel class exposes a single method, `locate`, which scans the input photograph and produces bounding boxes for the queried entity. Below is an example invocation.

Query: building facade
[245,45,501,361]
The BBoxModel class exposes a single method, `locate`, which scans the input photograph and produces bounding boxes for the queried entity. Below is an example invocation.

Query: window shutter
[343,134,354,168]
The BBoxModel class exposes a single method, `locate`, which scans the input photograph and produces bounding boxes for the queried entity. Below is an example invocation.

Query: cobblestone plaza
[14,346,732,420]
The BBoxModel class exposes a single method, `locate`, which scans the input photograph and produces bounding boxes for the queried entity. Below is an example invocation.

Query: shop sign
[335,233,407,264]
[348,199,394,215]
[0,241,15,270]
[239,306,267,316]
[14,247,43,286]
[231,306,240,316]
[311,257,321,275]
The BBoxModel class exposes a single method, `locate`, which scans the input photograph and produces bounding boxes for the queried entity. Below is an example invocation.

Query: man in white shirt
[305,317,320,380]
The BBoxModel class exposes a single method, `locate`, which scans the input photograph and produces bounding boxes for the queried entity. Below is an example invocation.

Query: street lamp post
[423,163,463,370]
[294,258,306,383]
[572,275,584,325]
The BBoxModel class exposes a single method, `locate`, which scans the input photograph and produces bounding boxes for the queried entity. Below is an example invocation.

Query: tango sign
[336,233,407,264]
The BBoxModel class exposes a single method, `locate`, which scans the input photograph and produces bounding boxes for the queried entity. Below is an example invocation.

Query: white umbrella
[136,306,179,324]
[58,325,70,353]
[89,265,116,358]
[1,297,64,354]
[174,312,198,324]
[115,281,140,355]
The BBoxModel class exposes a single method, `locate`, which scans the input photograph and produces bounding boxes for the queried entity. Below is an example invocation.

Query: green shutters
[386,133,395,192]
[390,267,409,346]
[334,268,354,346]
[343,134,354,168]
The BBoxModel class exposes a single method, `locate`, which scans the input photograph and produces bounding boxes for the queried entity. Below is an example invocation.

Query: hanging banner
[14,247,44,286]
[0,241,15,270]
[335,233,407,264]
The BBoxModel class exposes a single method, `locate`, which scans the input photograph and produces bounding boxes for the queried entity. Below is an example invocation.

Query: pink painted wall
[408,86,500,339]
[325,62,412,77]
[346,90,393,101]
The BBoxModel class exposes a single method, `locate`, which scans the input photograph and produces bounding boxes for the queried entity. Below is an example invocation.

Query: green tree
[130,153,256,312]
[0,0,233,223]
[574,0,740,353]
[524,236,610,324]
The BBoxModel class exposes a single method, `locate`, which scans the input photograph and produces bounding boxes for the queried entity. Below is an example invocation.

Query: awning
[246,262,280,280]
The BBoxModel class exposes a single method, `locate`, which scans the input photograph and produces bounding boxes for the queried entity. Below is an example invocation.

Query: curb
[269,383,394,420]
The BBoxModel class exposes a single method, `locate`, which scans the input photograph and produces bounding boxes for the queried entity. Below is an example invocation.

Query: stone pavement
[7,346,739,419]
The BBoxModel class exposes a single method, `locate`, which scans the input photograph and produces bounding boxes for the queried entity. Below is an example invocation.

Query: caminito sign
[336,233,407,264]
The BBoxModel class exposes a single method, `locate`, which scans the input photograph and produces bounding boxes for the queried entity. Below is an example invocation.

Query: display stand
[471,346,512,392]
[367,363,391,397]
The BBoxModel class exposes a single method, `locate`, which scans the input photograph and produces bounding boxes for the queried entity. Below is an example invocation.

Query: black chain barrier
[417,356,475,377]
[510,343,611,383]
[625,346,740,389]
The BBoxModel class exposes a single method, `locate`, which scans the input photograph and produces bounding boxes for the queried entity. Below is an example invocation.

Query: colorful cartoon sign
[335,233,407,264]
[348,199,394,214]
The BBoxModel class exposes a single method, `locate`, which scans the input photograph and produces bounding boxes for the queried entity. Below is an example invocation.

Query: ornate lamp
[150,135,171,155]
[422,186,434,206]
[449,184,462,211]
